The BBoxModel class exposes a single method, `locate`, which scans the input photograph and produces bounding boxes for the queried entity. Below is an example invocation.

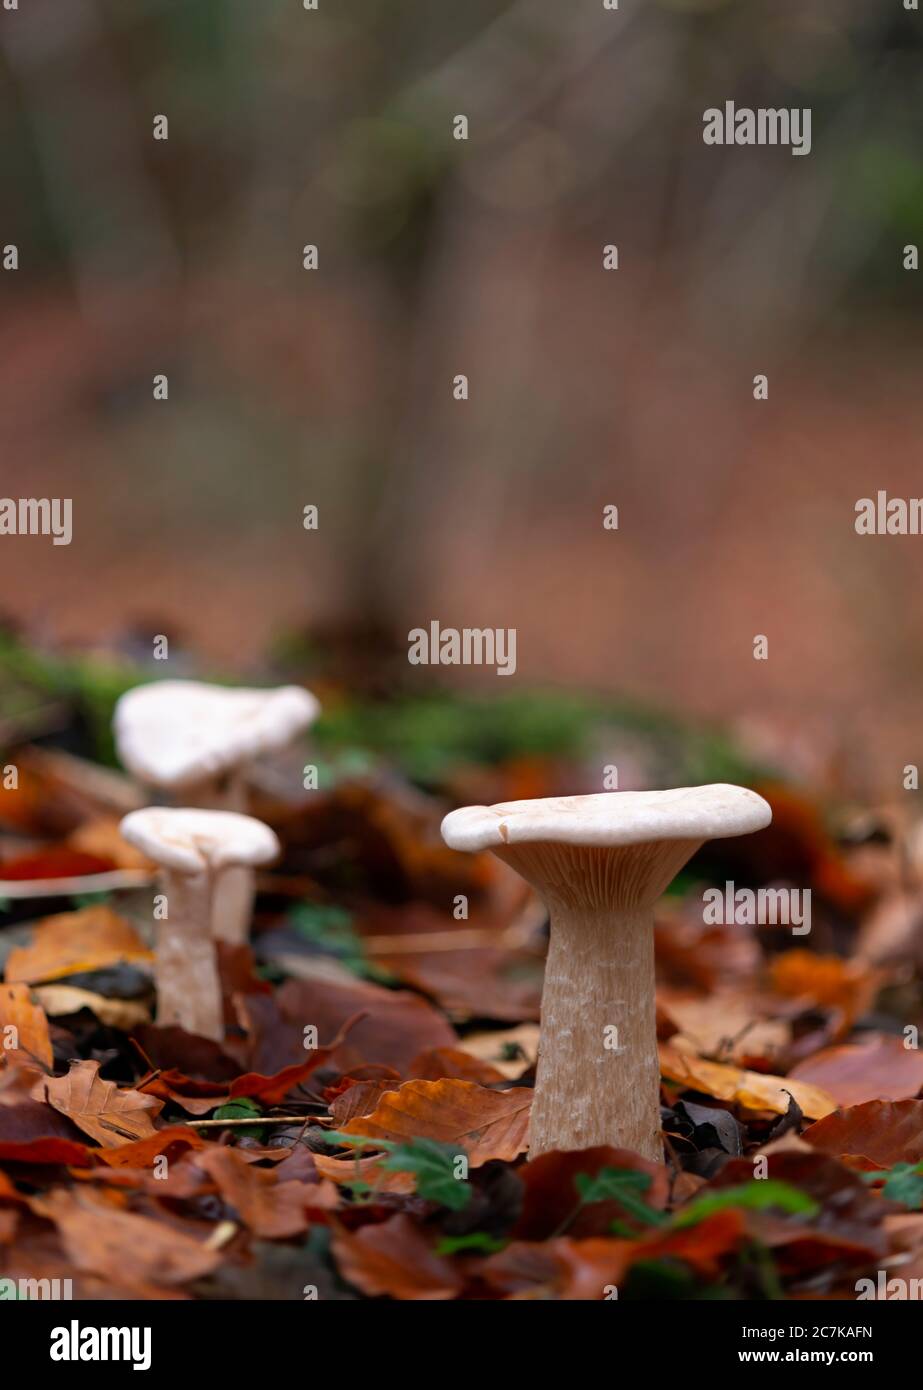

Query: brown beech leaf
[481,1212,746,1299]
[658,990,790,1064]
[769,950,882,1024]
[339,1078,531,1165]
[803,1100,923,1167]
[408,1047,506,1085]
[140,1020,358,1113]
[4,906,151,985]
[331,1213,463,1299]
[705,1148,889,1270]
[329,1081,399,1125]
[456,1023,539,1079]
[513,1147,669,1241]
[35,1060,163,1148]
[92,1126,209,1169]
[191,1147,338,1237]
[788,1036,923,1108]
[241,976,456,1078]
[31,1186,221,1290]
[33,984,149,1032]
[0,1137,92,1165]
[0,982,53,1068]
[659,1043,836,1119]
[313,1151,415,1194]
[373,945,542,1024]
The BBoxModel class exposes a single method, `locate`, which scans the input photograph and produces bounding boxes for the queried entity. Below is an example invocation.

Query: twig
[181,1115,309,1128]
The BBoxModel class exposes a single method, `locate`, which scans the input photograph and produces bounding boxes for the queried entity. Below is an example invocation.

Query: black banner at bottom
[1,1296,914,1378]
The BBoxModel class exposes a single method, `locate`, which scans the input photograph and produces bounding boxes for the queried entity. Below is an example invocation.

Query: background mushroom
[441,785,772,1160]
[119,806,280,1041]
[114,680,318,943]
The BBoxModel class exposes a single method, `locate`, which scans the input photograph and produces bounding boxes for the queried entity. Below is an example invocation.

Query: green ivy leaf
[380,1139,472,1211]
[575,1168,668,1227]
[864,1162,923,1209]
[674,1180,819,1229]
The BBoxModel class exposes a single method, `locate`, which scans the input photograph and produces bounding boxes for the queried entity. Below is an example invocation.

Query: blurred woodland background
[1,0,922,792]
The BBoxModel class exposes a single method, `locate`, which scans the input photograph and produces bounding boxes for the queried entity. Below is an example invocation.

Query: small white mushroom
[442,785,772,1161]
[120,807,280,1042]
[114,681,319,944]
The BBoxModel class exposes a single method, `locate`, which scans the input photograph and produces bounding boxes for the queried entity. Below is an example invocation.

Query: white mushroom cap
[120,807,280,876]
[441,785,772,853]
[114,680,320,789]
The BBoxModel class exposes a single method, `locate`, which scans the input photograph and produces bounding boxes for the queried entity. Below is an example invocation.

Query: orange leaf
[331,1214,463,1299]
[31,1186,221,1290]
[408,1047,506,1085]
[660,1043,835,1119]
[35,1060,163,1148]
[804,1099,923,1167]
[0,849,112,881]
[192,1147,337,1238]
[4,906,151,985]
[0,1138,91,1165]
[313,1152,415,1194]
[769,950,882,1024]
[93,1126,208,1169]
[789,1036,923,1109]
[0,982,52,1068]
[340,1078,531,1166]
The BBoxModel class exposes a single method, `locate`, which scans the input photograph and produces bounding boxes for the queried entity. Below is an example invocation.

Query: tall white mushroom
[120,807,280,1041]
[114,680,318,944]
[442,786,772,1161]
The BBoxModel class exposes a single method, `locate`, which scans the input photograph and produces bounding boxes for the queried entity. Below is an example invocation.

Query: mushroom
[441,785,772,1160]
[119,807,280,1041]
[114,680,319,944]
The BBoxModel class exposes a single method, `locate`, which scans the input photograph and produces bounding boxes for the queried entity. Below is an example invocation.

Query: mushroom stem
[185,771,253,947]
[157,869,224,1041]
[497,837,700,1161]
[534,900,659,1160]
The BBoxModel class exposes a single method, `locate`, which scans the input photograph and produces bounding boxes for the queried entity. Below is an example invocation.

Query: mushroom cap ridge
[120,807,280,876]
[441,785,772,854]
[114,680,320,788]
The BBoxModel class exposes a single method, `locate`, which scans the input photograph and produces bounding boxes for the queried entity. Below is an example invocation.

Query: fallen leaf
[408,1047,506,1085]
[329,1081,399,1125]
[31,1185,221,1290]
[659,1043,836,1119]
[769,950,882,1024]
[34,984,149,1031]
[513,1146,669,1240]
[0,848,113,881]
[658,990,790,1064]
[92,1127,209,1169]
[36,1060,163,1147]
[340,1078,531,1166]
[192,1147,337,1237]
[789,1035,923,1108]
[456,1023,539,1080]
[381,946,541,1023]
[480,1212,746,1299]
[67,817,154,871]
[241,976,456,1078]
[331,1213,463,1299]
[313,1152,415,1194]
[804,1100,923,1167]
[4,906,151,985]
[0,982,53,1068]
